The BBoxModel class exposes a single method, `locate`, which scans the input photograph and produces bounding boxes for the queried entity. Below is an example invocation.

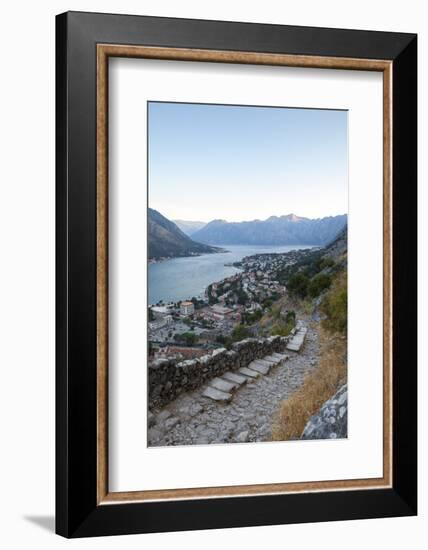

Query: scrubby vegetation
[270,310,296,337]
[242,309,263,325]
[272,328,347,440]
[285,253,335,300]
[287,272,310,298]
[272,229,348,440]
[307,273,332,298]
[216,324,251,349]
[174,332,198,346]
[320,271,347,335]
[231,324,250,341]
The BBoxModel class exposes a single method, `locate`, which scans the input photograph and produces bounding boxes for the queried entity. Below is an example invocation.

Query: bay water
[148,244,313,305]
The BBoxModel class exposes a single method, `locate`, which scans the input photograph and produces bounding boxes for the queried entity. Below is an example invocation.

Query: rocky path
[148,323,319,446]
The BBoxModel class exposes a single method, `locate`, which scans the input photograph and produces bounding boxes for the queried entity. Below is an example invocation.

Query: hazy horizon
[148,102,348,222]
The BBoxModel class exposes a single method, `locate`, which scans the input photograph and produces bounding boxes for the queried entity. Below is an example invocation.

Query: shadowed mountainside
[148,208,222,260]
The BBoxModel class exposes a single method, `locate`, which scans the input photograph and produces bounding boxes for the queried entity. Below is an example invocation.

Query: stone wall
[149,336,289,410]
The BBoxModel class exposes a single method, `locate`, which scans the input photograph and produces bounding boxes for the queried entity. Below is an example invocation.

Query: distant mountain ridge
[191,213,347,246]
[173,219,207,236]
[148,209,221,260]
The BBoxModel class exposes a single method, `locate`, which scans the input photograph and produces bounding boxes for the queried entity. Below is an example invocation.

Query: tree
[287,272,309,298]
[321,272,347,335]
[181,332,198,346]
[319,257,335,270]
[191,296,203,309]
[216,334,233,350]
[307,273,332,298]
[243,309,262,325]
[263,298,273,309]
[237,290,248,305]
[283,310,296,324]
[231,324,250,342]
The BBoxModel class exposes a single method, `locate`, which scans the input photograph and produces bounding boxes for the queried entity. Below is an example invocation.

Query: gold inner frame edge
[96,44,393,505]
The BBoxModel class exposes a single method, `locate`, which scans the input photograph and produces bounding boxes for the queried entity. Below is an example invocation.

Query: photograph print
[147,101,348,447]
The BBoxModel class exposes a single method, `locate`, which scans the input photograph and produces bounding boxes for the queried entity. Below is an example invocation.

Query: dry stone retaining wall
[149,336,289,410]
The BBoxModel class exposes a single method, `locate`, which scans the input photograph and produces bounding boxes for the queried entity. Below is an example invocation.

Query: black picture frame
[56,11,417,538]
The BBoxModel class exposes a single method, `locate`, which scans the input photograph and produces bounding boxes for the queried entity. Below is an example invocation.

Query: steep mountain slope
[173,219,207,236]
[192,214,347,246]
[323,225,347,260]
[148,208,221,260]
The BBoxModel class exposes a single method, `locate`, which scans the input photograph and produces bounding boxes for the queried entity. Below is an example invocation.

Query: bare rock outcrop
[301,384,347,440]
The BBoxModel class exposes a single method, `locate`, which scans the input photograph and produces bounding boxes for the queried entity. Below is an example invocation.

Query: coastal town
[148,247,318,363]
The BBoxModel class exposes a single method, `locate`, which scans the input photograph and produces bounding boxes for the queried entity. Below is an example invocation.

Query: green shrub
[216,334,233,349]
[307,273,332,298]
[237,290,248,305]
[319,257,335,270]
[231,324,250,342]
[287,272,309,298]
[271,320,294,337]
[270,303,282,320]
[243,309,262,324]
[176,332,198,345]
[321,273,347,335]
[283,310,296,324]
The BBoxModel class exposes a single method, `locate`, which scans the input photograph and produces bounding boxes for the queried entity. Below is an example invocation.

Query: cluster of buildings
[148,249,312,361]
[148,298,242,348]
[206,261,286,310]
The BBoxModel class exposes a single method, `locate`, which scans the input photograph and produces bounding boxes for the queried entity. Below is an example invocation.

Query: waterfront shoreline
[148,244,315,306]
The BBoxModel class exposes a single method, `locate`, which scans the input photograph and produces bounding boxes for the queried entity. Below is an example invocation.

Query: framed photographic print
[56,11,417,537]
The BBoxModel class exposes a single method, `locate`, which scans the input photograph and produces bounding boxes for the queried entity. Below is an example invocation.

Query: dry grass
[272,328,347,441]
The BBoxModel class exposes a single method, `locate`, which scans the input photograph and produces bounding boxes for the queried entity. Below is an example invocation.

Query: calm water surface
[148,244,314,305]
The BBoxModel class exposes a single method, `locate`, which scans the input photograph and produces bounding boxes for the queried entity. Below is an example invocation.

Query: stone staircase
[286,322,308,352]
[202,351,289,403]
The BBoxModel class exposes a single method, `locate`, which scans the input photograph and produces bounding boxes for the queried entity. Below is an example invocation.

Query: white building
[151,305,172,319]
[148,315,173,333]
[180,301,195,316]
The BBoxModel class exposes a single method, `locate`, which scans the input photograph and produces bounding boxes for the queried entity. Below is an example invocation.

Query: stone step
[263,355,281,365]
[253,358,274,367]
[202,386,232,402]
[210,377,238,393]
[259,356,277,365]
[238,366,260,379]
[271,352,288,362]
[286,343,301,352]
[247,361,270,375]
[286,337,305,352]
[286,326,307,352]
[222,371,248,386]
[290,337,304,346]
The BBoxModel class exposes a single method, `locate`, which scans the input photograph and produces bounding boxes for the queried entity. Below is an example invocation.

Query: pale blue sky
[148,102,348,222]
